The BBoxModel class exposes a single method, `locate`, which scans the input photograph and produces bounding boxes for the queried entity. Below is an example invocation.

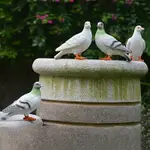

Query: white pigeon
[126,25,145,61]
[1,82,43,121]
[54,21,92,60]
[95,22,131,61]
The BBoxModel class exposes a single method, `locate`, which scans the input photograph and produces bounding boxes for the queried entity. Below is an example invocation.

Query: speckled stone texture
[32,59,148,150]
[0,124,141,150]
[0,113,43,150]
[39,101,141,123]
[33,59,148,78]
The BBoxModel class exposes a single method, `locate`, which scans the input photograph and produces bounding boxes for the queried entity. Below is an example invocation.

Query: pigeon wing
[142,39,146,51]
[55,34,86,52]
[2,93,36,113]
[101,34,131,53]
[126,37,132,50]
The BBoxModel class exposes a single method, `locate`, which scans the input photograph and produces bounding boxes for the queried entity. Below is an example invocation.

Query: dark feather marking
[16,104,25,109]
[19,101,31,109]
[8,112,12,115]
[124,54,131,62]
[110,40,118,47]
[114,43,122,49]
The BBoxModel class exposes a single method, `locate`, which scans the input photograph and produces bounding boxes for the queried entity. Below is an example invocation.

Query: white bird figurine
[95,22,131,61]
[54,21,92,60]
[126,25,145,61]
[1,82,43,121]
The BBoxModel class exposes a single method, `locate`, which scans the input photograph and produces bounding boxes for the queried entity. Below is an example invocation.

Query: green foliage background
[0,0,149,149]
[1,0,150,60]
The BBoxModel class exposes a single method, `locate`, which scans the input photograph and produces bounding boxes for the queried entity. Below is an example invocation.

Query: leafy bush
[0,0,150,60]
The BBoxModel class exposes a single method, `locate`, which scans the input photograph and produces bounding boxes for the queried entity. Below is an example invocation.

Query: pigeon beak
[141,27,144,30]
[40,84,44,87]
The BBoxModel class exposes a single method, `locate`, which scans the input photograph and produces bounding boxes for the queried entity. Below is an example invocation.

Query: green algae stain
[75,78,109,101]
[122,79,128,100]
[128,78,141,101]
[111,78,129,101]
[68,79,75,97]
[40,76,67,97]
[63,77,69,95]
[119,79,123,100]
[94,79,101,101]
[135,79,141,101]
[112,79,119,100]
[90,79,95,99]
[62,77,78,97]
[40,75,142,102]
[90,79,104,101]
[53,77,62,94]
[130,79,135,100]
[101,79,108,100]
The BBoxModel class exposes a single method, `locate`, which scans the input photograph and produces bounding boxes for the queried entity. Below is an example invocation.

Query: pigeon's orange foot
[74,54,87,60]
[130,56,134,61]
[106,56,112,60]
[138,56,144,62]
[100,55,112,60]
[23,115,36,121]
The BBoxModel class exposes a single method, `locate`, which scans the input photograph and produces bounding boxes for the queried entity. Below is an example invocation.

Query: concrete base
[0,112,43,150]
[0,122,141,150]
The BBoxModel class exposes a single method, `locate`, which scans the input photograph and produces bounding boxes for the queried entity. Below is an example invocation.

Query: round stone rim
[32,58,148,78]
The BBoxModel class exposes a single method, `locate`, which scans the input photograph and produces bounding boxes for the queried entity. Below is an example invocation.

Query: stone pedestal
[0,113,43,150]
[0,59,147,150]
[32,59,148,150]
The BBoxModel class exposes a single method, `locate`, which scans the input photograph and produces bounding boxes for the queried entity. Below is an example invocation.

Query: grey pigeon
[2,82,43,121]
[54,21,92,60]
[95,22,131,61]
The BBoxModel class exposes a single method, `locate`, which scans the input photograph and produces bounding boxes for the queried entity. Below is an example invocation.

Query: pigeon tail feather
[124,53,131,62]
[0,113,12,120]
[54,51,65,59]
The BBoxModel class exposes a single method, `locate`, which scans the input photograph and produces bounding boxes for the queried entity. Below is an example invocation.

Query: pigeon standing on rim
[126,25,145,61]
[95,22,131,61]
[1,82,43,121]
[54,21,92,60]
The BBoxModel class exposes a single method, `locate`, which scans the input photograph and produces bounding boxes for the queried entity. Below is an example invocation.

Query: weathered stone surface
[32,59,148,78]
[31,59,148,150]
[40,101,141,123]
[0,123,141,150]
[32,59,148,102]
[39,76,141,102]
